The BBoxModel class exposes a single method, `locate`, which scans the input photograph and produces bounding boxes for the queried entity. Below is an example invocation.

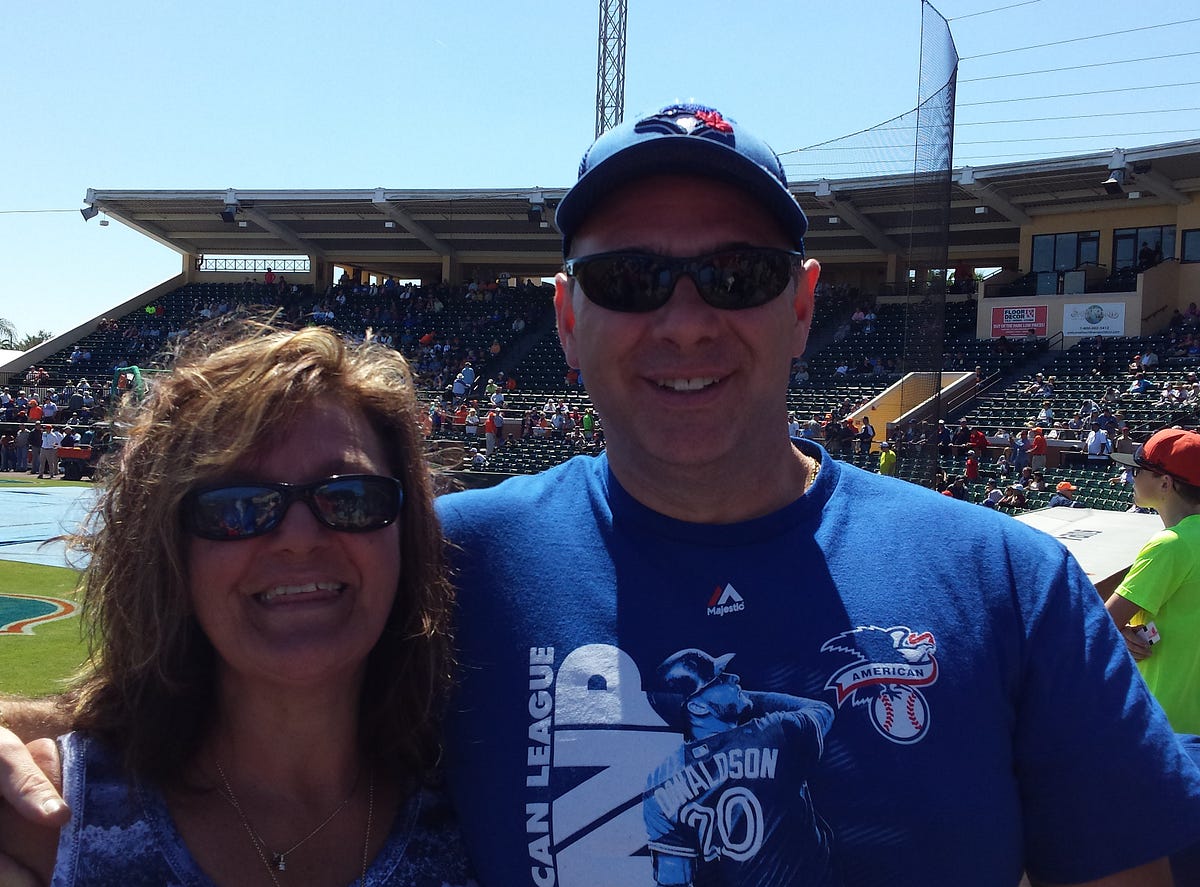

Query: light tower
[595,0,628,138]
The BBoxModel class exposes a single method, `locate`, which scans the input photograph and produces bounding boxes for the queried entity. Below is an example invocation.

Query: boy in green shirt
[1106,428,1200,733]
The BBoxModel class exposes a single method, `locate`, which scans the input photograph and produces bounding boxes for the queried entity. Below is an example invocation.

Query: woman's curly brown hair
[69,320,454,786]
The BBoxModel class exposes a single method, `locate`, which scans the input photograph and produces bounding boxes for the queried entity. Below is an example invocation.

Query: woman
[0,322,472,885]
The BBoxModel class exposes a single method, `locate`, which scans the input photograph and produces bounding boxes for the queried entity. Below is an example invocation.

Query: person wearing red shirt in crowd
[965,449,980,482]
[484,409,499,456]
[968,426,988,455]
[1029,426,1048,472]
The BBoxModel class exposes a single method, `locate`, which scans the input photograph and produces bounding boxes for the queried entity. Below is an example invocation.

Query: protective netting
[782,1,957,468]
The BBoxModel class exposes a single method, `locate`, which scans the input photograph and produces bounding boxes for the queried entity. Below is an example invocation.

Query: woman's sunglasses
[184,475,404,541]
[564,247,804,313]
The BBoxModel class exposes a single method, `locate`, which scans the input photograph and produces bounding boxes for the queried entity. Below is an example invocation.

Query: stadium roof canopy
[82,139,1200,280]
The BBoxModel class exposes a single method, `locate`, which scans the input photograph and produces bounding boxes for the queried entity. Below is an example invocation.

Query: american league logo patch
[820,626,939,744]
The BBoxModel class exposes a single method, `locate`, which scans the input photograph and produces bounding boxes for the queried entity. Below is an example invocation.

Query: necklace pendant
[273,853,286,872]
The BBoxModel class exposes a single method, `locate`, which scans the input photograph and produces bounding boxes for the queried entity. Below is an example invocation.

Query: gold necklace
[215,760,374,887]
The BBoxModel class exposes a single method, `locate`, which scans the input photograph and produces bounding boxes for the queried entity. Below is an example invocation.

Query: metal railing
[196,257,310,273]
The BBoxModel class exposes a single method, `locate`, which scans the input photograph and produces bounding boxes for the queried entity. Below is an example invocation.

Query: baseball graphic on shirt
[871,685,928,743]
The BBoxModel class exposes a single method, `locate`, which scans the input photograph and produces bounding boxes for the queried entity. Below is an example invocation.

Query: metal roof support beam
[373,191,458,259]
[957,167,1032,226]
[239,207,326,260]
[818,194,904,256]
[1135,169,1189,205]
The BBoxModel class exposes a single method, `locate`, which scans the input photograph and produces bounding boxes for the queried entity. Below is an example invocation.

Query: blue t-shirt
[52,732,475,886]
[438,443,1200,887]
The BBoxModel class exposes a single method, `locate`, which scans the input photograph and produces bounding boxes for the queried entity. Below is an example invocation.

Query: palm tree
[0,317,16,350]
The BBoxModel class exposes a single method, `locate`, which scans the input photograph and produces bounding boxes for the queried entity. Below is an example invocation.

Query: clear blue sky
[2,0,1197,339]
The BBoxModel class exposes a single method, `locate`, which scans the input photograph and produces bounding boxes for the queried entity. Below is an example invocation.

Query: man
[876,440,896,477]
[856,415,874,455]
[1048,481,1086,508]
[434,102,1200,885]
[3,101,1199,886]
[643,650,836,886]
[1029,426,1047,471]
[1105,428,1200,734]
[1087,422,1112,457]
[1011,428,1031,471]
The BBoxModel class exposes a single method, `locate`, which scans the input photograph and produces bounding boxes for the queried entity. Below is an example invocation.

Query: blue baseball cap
[556,101,808,257]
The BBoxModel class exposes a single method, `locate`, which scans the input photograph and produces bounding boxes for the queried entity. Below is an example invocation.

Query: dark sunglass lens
[194,486,283,539]
[577,256,667,313]
[311,477,399,531]
[708,251,790,309]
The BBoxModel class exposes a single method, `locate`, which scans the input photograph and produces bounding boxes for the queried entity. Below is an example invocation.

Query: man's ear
[686,698,711,719]
[554,272,580,368]
[791,258,820,358]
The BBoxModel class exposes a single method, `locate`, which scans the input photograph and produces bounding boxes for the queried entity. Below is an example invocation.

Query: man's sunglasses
[184,475,404,541]
[565,247,805,313]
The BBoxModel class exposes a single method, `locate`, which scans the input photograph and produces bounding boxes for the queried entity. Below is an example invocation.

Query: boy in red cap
[1106,428,1200,733]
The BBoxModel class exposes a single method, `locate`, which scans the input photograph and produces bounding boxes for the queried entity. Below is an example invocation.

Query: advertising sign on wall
[1063,302,1126,337]
[991,305,1048,337]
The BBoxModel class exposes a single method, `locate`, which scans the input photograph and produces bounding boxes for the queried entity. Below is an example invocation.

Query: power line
[788,129,1199,155]
[947,0,1040,22]
[0,209,78,215]
[961,17,1200,61]
[956,129,1199,144]
[960,50,1200,82]
[960,107,1200,125]
[960,80,1200,106]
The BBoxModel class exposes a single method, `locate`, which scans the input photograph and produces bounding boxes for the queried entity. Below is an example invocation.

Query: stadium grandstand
[1,138,1199,511]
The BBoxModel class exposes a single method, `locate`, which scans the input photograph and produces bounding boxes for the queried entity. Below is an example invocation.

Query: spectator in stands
[1141,348,1159,370]
[999,483,1027,509]
[982,487,1004,509]
[856,415,875,455]
[994,450,1012,478]
[464,407,480,438]
[876,441,896,476]
[1036,400,1054,425]
[950,419,971,457]
[1048,481,1085,508]
[947,476,969,501]
[483,410,500,456]
[968,426,988,454]
[1110,465,1134,487]
[1029,427,1048,472]
[964,449,980,481]
[1106,428,1200,735]
[1011,428,1030,471]
[1087,422,1112,456]
[1128,373,1152,395]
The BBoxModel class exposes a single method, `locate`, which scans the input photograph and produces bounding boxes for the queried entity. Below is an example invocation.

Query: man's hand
[0,732,66,826]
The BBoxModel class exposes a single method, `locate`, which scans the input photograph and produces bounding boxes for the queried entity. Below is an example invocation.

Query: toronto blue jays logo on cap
[633,103,737,146]
[821,625,939,745]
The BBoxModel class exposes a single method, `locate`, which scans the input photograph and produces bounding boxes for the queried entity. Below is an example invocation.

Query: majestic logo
[706,583,745,617]
[820,625,938,744]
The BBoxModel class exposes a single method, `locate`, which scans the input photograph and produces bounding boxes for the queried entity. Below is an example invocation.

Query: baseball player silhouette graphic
[643,649,839,886]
